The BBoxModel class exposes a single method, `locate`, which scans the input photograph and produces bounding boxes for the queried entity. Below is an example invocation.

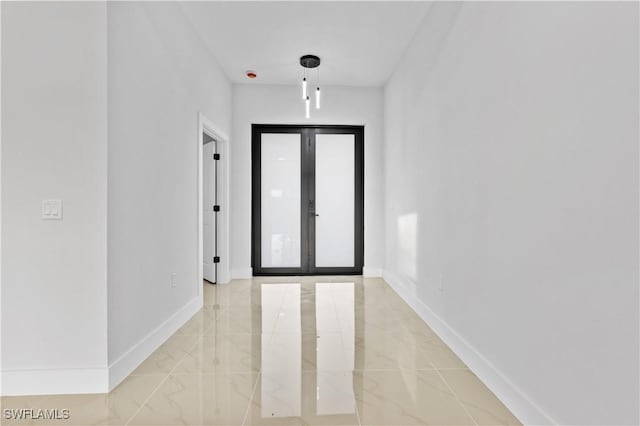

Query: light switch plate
[42,199,63,220]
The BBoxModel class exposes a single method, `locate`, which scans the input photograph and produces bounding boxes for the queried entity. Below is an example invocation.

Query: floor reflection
[315,282,355,415]
[256,281,357,423]
[261,283,302,418]
[0,276,521,425]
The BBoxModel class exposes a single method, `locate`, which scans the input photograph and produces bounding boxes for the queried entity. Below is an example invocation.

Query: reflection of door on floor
[203,133,218,283]
[251,125,364,275]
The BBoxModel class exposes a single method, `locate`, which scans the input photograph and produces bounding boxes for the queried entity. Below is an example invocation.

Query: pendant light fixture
[315,65,321,110]
[300,55,321,118]
[302,75,307,100]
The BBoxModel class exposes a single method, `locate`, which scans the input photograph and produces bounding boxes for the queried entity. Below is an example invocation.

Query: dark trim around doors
[251,124,364,276]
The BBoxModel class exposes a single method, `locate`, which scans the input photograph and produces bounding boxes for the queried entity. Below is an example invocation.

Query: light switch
[42,199,63,220]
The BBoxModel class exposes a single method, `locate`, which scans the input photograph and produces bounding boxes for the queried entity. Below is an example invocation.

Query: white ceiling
[180,2,432,87]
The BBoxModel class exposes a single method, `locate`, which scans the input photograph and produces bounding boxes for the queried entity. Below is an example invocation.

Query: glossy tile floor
[1,277,520,425]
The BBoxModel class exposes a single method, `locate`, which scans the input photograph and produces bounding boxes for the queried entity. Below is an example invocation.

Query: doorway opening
[198,113,229,288]
[203,133,219,283]
[251,124,364,275]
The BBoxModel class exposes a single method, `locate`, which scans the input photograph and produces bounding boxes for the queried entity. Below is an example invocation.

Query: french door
[251,125,364,275]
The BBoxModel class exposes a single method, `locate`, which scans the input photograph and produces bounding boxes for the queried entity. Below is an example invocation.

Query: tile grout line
[433,364,479,426]
[241,372,261,425]
[353,378,363,426]
[124,334,202,425]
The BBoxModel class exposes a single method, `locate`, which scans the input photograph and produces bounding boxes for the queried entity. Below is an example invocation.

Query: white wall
[1,2,108,394]
[383,2,639,425]
[230,84,384,278]
[107,2,231,382]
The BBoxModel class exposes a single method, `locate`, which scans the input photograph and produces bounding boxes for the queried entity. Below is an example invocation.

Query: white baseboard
[107,296,202,391]
[230,267,253,279]
[362,266,383,277]
[1,367,107,396]
[382,269,555,426]
[1,296,202,396]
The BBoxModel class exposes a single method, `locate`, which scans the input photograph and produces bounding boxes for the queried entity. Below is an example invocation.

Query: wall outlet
[171,272,177,288]
[42,199,63,220]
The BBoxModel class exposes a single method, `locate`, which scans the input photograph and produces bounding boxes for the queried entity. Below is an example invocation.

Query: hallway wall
[1,2,108,394]
[230,84,384,278]
[383,2,639,424]
[107,2,231,384]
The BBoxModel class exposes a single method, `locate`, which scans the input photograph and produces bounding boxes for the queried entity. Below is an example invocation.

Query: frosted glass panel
[315,134,355,267]
[261,133,301,268]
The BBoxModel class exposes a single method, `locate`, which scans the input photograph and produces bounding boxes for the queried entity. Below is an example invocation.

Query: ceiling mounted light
[300,55,321,118]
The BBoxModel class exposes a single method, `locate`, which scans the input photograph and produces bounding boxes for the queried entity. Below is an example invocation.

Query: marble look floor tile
[130,334,200,375]
[128,373,257,425]
[174,334,262,374]
[440,369,521,425]
[417,337,468,370]
[354,370,475,425]
[245,372,359,425]
[380,315,438,336]
[0,374,165,425]
[262,332,354,372]
[4,278,521,426]
[205,280,259,309]
[207,307,261,335]
[354,331,434,371]
[356,306,435,336]
[175,309,217,335]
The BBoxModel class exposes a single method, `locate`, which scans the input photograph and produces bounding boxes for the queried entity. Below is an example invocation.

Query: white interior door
[260,133,301,268]
[203,139,216,282]
[315,134,355,267]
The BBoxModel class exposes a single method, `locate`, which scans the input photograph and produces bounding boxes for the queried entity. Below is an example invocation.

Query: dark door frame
[251,124,364,276]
